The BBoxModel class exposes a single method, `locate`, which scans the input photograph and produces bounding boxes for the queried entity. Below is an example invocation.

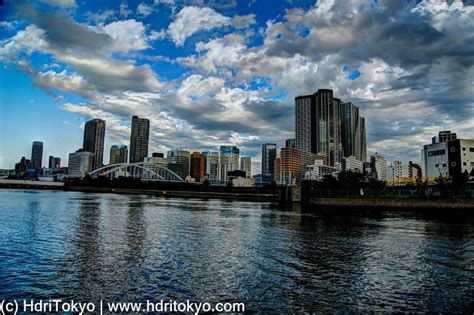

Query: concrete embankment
[65,186,279,201]
[307,197,474,209]
[0,179,64,189]
[0,180,279,202]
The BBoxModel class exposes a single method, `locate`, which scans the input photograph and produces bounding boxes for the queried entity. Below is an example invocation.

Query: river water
[0,189,473,312]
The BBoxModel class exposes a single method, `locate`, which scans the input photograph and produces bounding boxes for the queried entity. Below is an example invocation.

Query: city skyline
[1,1,473,172]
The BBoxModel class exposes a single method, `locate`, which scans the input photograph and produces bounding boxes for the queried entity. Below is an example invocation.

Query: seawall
[65,186,279,201]
[307,197,474,209]
[0,180,279,202]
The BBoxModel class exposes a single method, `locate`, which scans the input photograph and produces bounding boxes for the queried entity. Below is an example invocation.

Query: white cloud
[101,19,150,52]
[41,0,76,7]
[177,74,225,104]
[86,9,116,23]
[149,29,167,41]
[3,0,474,166]
[0,21,17,30]
[137,3,154,17]
[119,3,133,18]
[167,6,232,46]
[34,70,93,97]
[56,53,161,92]
[232,14,256,29]
[0,25,48,61]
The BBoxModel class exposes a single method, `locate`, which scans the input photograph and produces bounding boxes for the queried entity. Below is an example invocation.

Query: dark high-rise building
[295,94,315,154]
[129,116,150,163]
[285,138,296,148]
[360,117,367,162]
[296,89,342,166]
[83,118,106,170]
[315,91,341,167]
[31,141,43,169]
[167,150,190,179]
[262,143,277,177]
[48,156,61,168]
[295,89,367,167]
[340,102,367,162]
[190,151,206,182]
[15,156,31,174]
[109,145,128,164]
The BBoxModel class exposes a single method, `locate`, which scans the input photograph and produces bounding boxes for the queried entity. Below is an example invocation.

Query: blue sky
[0,0,473,172]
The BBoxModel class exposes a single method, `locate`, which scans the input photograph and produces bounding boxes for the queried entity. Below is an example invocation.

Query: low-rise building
[304,160,339,180]
[341,156,363,172]
[421,133,474,178]
[370,152,388,180]
[68,149,94,178]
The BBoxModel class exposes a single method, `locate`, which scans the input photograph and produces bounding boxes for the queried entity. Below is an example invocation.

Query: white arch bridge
[89,162,184,182]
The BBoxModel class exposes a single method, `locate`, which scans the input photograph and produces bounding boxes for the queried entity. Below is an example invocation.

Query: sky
[0,0,473,174]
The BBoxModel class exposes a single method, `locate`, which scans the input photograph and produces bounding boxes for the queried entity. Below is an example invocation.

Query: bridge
[89,162,185,182]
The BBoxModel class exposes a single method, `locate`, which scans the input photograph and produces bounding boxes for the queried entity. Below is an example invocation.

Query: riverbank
[307,197,474,209]
[1,180,473,208]
[65,185,278,201]
[0,179,279,202]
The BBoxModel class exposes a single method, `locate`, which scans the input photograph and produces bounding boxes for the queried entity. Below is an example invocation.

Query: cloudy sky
[0,0,473,173]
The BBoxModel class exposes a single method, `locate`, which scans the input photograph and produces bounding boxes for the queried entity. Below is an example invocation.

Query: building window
[451,162,456,167]
[442,163,446,167]
[450,147,456,152]
[435,163,439,168]
[462,147,466,151]
[428,149,446,156]
[470,148,474,152]
[463,162,467,166]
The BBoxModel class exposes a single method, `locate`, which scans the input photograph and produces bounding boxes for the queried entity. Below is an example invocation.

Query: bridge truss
[89,162,184,182]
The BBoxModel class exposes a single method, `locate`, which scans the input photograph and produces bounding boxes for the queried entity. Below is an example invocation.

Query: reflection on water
[0,190,473,312]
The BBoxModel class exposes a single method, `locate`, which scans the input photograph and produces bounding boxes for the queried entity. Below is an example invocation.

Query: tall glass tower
[129,116,150,163]
[83,118,106,170]
[31,141,43,169]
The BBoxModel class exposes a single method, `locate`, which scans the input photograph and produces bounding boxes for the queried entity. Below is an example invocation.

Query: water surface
[0,190,473,312]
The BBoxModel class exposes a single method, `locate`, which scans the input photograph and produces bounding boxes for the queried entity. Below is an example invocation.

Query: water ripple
[0,190,473,312]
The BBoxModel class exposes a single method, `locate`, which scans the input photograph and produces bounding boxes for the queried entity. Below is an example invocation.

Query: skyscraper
[285,138,296,148]
[190,151,206,182]
[167,149,190,179]
[274,147,302,186]
[360,117,367,162]
[83,118,106,170]
[295,89,367,167]
[48,156,61,168]
[202,151,219,180]
[315,90,342,167]
[109,145,128,164]
[220,146,240,172]
[31,141,43,169]
[340,102,367,162]
[295,94,315,154]
[129,116,150,163]
[240,157,252,178]
[262,143,277,177]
